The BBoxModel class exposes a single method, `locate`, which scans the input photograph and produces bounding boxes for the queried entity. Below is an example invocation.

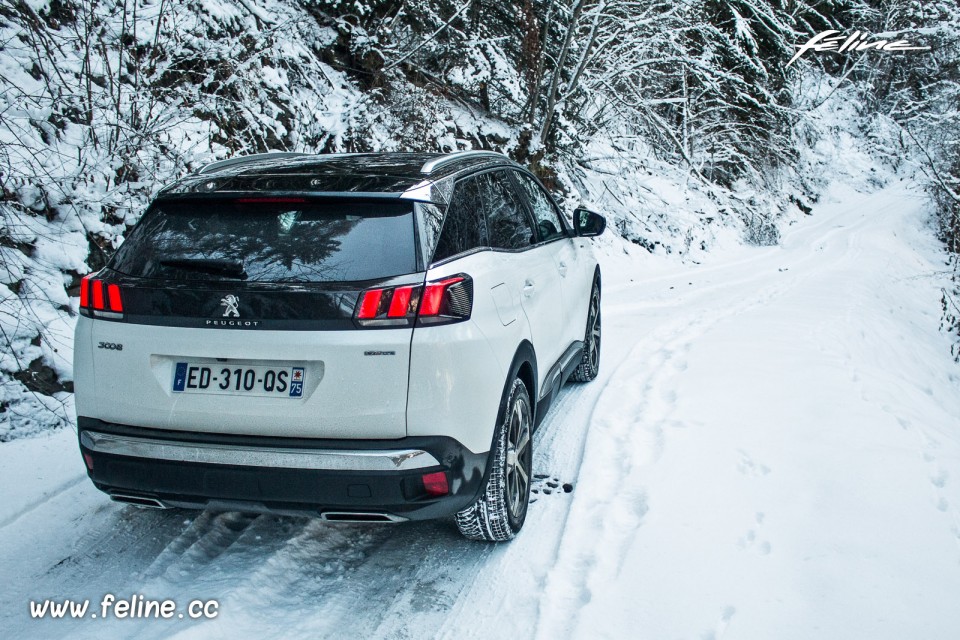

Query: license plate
[173,363,305,398]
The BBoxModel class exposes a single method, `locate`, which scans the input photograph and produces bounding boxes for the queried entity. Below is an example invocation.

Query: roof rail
[196,152,311,175]
[420,150,509,174]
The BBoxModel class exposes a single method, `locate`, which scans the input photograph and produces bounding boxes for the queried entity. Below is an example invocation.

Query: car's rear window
[109,199,418,283]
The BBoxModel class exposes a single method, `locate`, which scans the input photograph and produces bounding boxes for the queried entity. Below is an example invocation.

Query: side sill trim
[539,340,585,401]
[80,430,441,472]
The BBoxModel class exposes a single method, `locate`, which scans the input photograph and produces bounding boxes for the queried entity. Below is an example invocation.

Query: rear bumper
[77,418,489,521]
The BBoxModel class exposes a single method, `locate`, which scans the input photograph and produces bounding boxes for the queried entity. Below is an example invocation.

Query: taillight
[421,471,449,497]
[416,276,472,325]
[79,274,125,319]
[354,274,473,327]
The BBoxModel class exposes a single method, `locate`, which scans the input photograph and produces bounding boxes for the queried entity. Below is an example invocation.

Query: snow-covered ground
[1,181,958,640]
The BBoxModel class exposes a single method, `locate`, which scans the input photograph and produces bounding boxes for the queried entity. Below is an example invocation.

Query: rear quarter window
[479,171,535,251]
[432,175,487,263]
[109,199,418,283]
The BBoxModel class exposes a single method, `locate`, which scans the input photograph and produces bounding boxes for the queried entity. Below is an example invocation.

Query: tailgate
[83,318,411,439]
[75,278,421,440]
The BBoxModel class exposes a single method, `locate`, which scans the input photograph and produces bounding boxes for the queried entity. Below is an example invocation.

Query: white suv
[74,151,605,541]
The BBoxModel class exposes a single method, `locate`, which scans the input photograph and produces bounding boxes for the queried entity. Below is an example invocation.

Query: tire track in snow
[142,511,260,583]
[187,519,398,638]
[134,516,489,640]
[0,473,86,532]
[362,527,500,640]
[0,497,198,639]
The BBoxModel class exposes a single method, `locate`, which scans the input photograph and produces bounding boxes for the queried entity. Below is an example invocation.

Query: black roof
[158,151,516,202]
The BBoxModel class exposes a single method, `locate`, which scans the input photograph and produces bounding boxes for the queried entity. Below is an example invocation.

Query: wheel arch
[502,340,537,431]
[471,340,537,500]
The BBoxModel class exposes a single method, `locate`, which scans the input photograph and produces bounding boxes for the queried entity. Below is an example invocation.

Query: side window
[512,171,566,242]
[478,171,536,251]
[432,175,486,263]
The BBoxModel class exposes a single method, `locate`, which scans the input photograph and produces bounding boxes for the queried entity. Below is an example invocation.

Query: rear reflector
[83,453,94,471]
[422,471,449,497]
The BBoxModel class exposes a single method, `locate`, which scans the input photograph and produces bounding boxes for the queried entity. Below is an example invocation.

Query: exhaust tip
[320,511,406,523]
[110,493,169,509]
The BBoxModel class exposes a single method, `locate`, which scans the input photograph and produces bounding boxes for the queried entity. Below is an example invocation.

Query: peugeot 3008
[74,151,606,541]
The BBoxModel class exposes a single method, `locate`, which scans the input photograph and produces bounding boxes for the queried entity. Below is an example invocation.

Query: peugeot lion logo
[220,294,240,318]
[206,295,259,328]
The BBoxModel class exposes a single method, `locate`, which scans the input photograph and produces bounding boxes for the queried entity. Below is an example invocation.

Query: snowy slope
[0,181,958,639]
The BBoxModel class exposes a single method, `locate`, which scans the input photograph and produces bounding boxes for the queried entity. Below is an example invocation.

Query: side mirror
[574,207,606,237]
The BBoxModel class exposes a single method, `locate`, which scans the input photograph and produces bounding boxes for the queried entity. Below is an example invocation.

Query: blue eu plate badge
[173,362,188,392]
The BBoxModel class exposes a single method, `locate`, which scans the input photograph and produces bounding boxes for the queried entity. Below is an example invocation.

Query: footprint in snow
[703,605,737,640]
[736,450,771,478]
[931,469,949,489]
[737,512,771,555]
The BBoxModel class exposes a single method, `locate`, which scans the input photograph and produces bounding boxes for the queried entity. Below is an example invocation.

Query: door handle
[558,261,568,277]
[523,280,536,297]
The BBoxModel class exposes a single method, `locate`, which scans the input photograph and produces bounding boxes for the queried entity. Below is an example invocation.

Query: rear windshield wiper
[159,258,247,279]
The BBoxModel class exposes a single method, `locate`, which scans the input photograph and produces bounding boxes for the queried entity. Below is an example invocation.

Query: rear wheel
[571,279,601,382]
[455,378,532,541]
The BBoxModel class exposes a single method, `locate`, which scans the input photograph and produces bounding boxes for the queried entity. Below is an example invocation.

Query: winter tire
[571,278,601,382]
[455,377,533,542]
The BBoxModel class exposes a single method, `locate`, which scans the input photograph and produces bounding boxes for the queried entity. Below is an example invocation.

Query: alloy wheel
[505,395,531,519]
[588,289,601,372]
